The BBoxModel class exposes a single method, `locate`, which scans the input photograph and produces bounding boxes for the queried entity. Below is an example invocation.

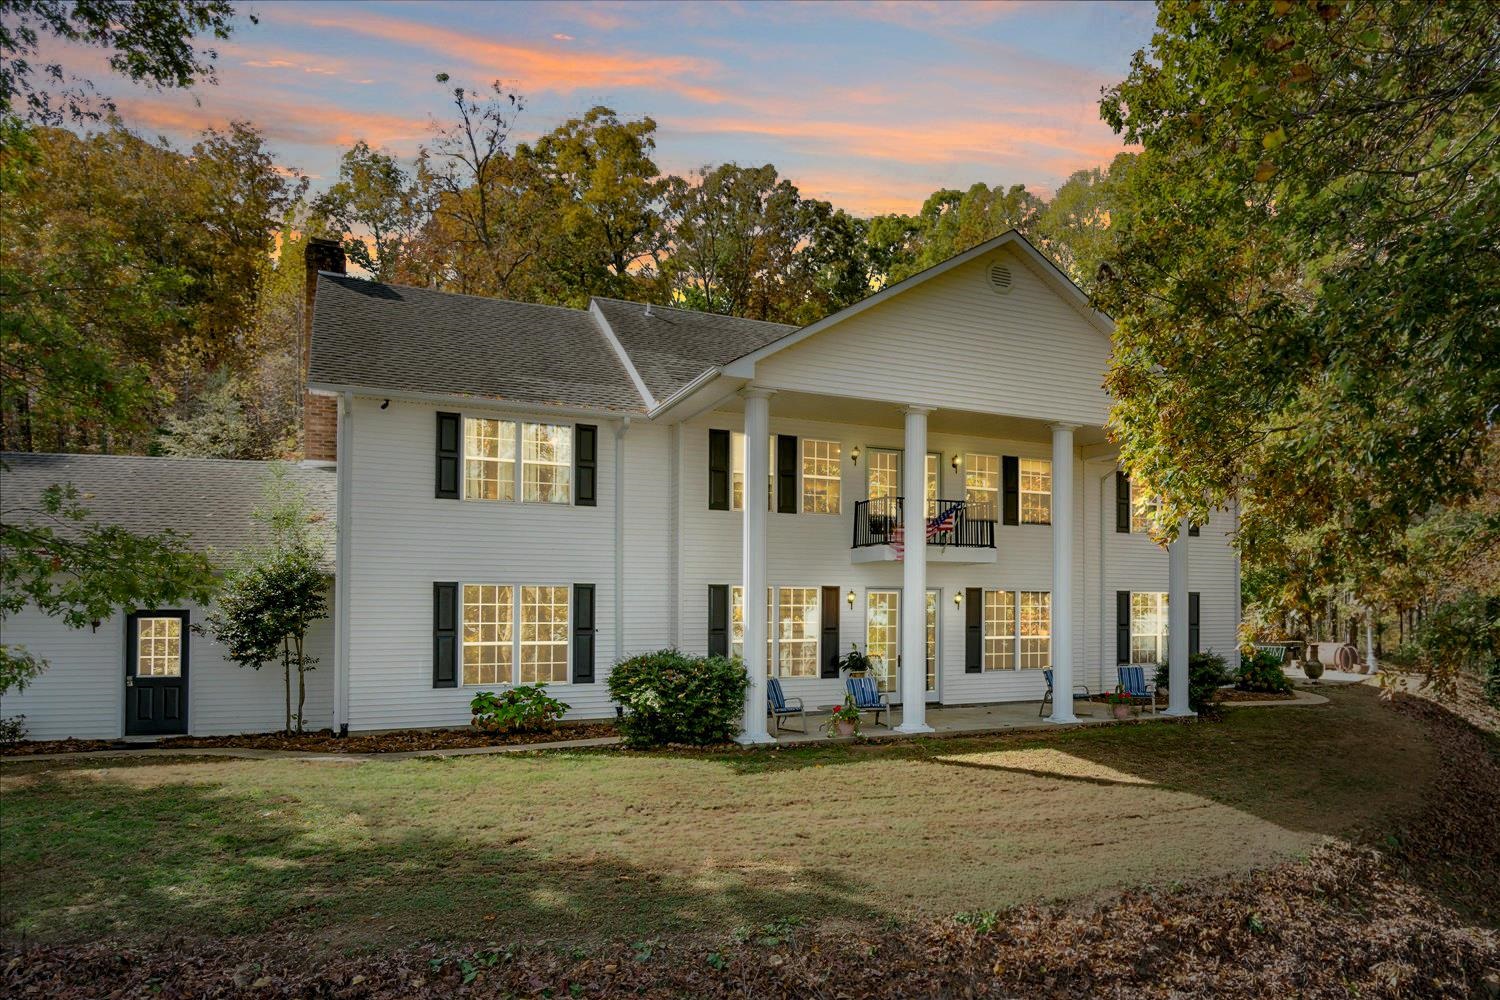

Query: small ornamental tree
[204,466,328,732]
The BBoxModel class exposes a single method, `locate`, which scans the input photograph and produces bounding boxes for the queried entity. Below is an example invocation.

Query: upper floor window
[463,418,571,504]
[1019,591,1051,668]
[964,453,999,520]
[925,453,940,516]
[1019,458,1051,524]
[801,439,841,514]
[1130,487,1160,534]
[465,418,516,501]
[1130,592,1169,665]
[729,433,773,512]
[522,423,571,504]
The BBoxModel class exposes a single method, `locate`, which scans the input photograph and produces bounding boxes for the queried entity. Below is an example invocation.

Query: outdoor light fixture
[951,454,961,472]
[847,589,856,607]
[380,399,390,409]
[849,445,860,465]
[953,592,963,608]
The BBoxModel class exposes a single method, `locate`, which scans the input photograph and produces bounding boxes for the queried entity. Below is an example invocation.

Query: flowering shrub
[1236,648,1293,694]
[1102,686,1135,707]
[824,693,862,737]
[607,649,748,748]
[469,685,569,732]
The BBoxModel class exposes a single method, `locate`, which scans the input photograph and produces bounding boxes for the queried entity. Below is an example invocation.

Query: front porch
[770,697,1127,744]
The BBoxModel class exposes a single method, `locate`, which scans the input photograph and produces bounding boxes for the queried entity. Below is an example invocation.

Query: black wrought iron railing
[852,497,995,549]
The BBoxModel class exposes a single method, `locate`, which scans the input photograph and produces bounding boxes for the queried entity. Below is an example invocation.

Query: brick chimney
[303,237,346,462]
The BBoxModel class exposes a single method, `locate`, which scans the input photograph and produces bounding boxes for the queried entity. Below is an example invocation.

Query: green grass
[0,686,1437,952]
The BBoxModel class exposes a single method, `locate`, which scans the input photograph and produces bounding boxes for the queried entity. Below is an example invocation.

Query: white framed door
[865,589,941,703]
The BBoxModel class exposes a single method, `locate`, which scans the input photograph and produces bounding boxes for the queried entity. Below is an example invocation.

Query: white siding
[1,598,335,740]
[341,397,672,728]
[752,245,1113,425]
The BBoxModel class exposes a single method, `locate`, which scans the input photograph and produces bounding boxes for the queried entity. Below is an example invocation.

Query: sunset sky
[64,0,1156,215]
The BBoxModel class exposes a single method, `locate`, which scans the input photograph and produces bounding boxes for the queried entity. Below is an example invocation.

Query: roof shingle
[0,454,337,571]
[308,275,647,413]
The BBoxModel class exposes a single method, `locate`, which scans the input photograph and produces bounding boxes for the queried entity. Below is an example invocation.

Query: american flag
[892,503,964,558]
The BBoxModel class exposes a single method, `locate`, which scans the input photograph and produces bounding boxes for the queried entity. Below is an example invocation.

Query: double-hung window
[1130,486,1160,534]
[983,590,1015,670]
[730,585,817,677]
[964,453,999,521]
[1019,458,1051,524]
[1130,592,1169,665]
[1019,591,1051,668]
[465,419,516,501]
[801,439,841,514]
[463,417,572,504]
[461,583,569,685]
[729,433,774,511]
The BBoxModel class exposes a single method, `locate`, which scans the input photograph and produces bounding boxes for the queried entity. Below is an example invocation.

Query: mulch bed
[1215,688,1300,703]
[3,692,1497,998]
[1,724,618,757]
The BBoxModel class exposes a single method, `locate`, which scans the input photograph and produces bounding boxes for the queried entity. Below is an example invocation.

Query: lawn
[0,686,1449,954]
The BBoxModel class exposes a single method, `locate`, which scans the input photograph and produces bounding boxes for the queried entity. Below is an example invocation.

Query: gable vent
[988,262,1013,294]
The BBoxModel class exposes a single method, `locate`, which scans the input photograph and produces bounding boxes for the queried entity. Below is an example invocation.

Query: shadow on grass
[0,770,878,950]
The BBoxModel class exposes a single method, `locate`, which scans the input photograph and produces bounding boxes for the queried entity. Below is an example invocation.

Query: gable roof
[0,454,337,571]
[723,230,1112,374]
[308,275,647,413]
[591,297,795,404]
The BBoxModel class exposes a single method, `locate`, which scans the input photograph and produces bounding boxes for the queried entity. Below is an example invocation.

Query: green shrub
[469,685,569,732]
[607,649,749,748]
[1154,650,1231,716]
[1484,657,1500,711]
[1236,648,1293,694]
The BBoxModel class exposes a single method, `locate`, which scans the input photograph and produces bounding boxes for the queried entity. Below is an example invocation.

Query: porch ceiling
[709,389,1111,446]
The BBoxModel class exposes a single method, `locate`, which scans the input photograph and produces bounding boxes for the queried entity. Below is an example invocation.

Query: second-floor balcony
[851,497,997,564]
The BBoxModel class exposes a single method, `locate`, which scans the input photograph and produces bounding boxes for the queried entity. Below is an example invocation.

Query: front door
[866,591,941,703]
[125,610,189,735]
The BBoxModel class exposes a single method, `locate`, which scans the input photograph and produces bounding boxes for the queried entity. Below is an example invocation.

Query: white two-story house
[1,231,1239,741]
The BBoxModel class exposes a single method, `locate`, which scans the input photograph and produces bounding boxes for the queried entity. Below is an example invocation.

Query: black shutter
[1001,456,1019,525]
[1188,592,1200,656]
[1188,522,1200,537]
[965,588,984,673]
[435,412,461,499]
[1115,470,1131,533]
[707,584,729,657]
[572,584,595,682]
[575,424,597,507]
[1116,591,1131,664]
[820,586,841,678]
[707,429,730,511]
[433,582,458,687]
[776,435,798,513]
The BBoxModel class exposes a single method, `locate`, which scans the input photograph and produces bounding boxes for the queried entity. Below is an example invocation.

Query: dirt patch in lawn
[1,723,618,756]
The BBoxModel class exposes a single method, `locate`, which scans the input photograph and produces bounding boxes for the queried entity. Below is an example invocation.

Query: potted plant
[825,693,862,737]
[840,643,874,677]
[1103,686,1136,721]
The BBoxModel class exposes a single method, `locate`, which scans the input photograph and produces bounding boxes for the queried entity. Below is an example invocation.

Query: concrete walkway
[3,688,1331,763]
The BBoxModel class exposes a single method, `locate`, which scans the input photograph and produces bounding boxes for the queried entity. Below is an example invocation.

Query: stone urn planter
[1302,648,1325,682]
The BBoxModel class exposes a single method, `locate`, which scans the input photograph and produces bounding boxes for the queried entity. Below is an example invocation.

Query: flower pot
[1111,703,1133,721]
[836,720,856,737]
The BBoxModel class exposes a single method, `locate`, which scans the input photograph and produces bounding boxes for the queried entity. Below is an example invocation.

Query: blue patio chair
[1116,665,1159,714]
[845,675,891,728]
[767,677,806,733]
[1039,668,1091,717]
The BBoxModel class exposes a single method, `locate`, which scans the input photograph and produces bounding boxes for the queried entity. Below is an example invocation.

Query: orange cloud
[271,8,739,106]
[113,93,432,153]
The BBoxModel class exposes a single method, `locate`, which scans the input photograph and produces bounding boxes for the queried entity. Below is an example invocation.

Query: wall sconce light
[849,446,860,465]
[380,399,390,410]
[846,589,857,607]
[951,454,961,473]
[90,619,102,633]
[952,591,963,608]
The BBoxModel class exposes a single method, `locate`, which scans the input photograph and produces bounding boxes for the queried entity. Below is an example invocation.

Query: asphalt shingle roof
[308,275,647,413]
[0,454,337,571]
[591,298,797,402]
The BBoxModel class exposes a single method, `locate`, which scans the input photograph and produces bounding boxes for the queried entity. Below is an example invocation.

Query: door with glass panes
[864,589,940,703]
[866,450,943,515]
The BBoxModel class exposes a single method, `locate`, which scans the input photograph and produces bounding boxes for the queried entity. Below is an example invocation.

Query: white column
[1164,516,1194,716]
[737,388,776,744]
[1364,606,1378,674]
[1048,423,1079,723]
[895,405,934,733]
